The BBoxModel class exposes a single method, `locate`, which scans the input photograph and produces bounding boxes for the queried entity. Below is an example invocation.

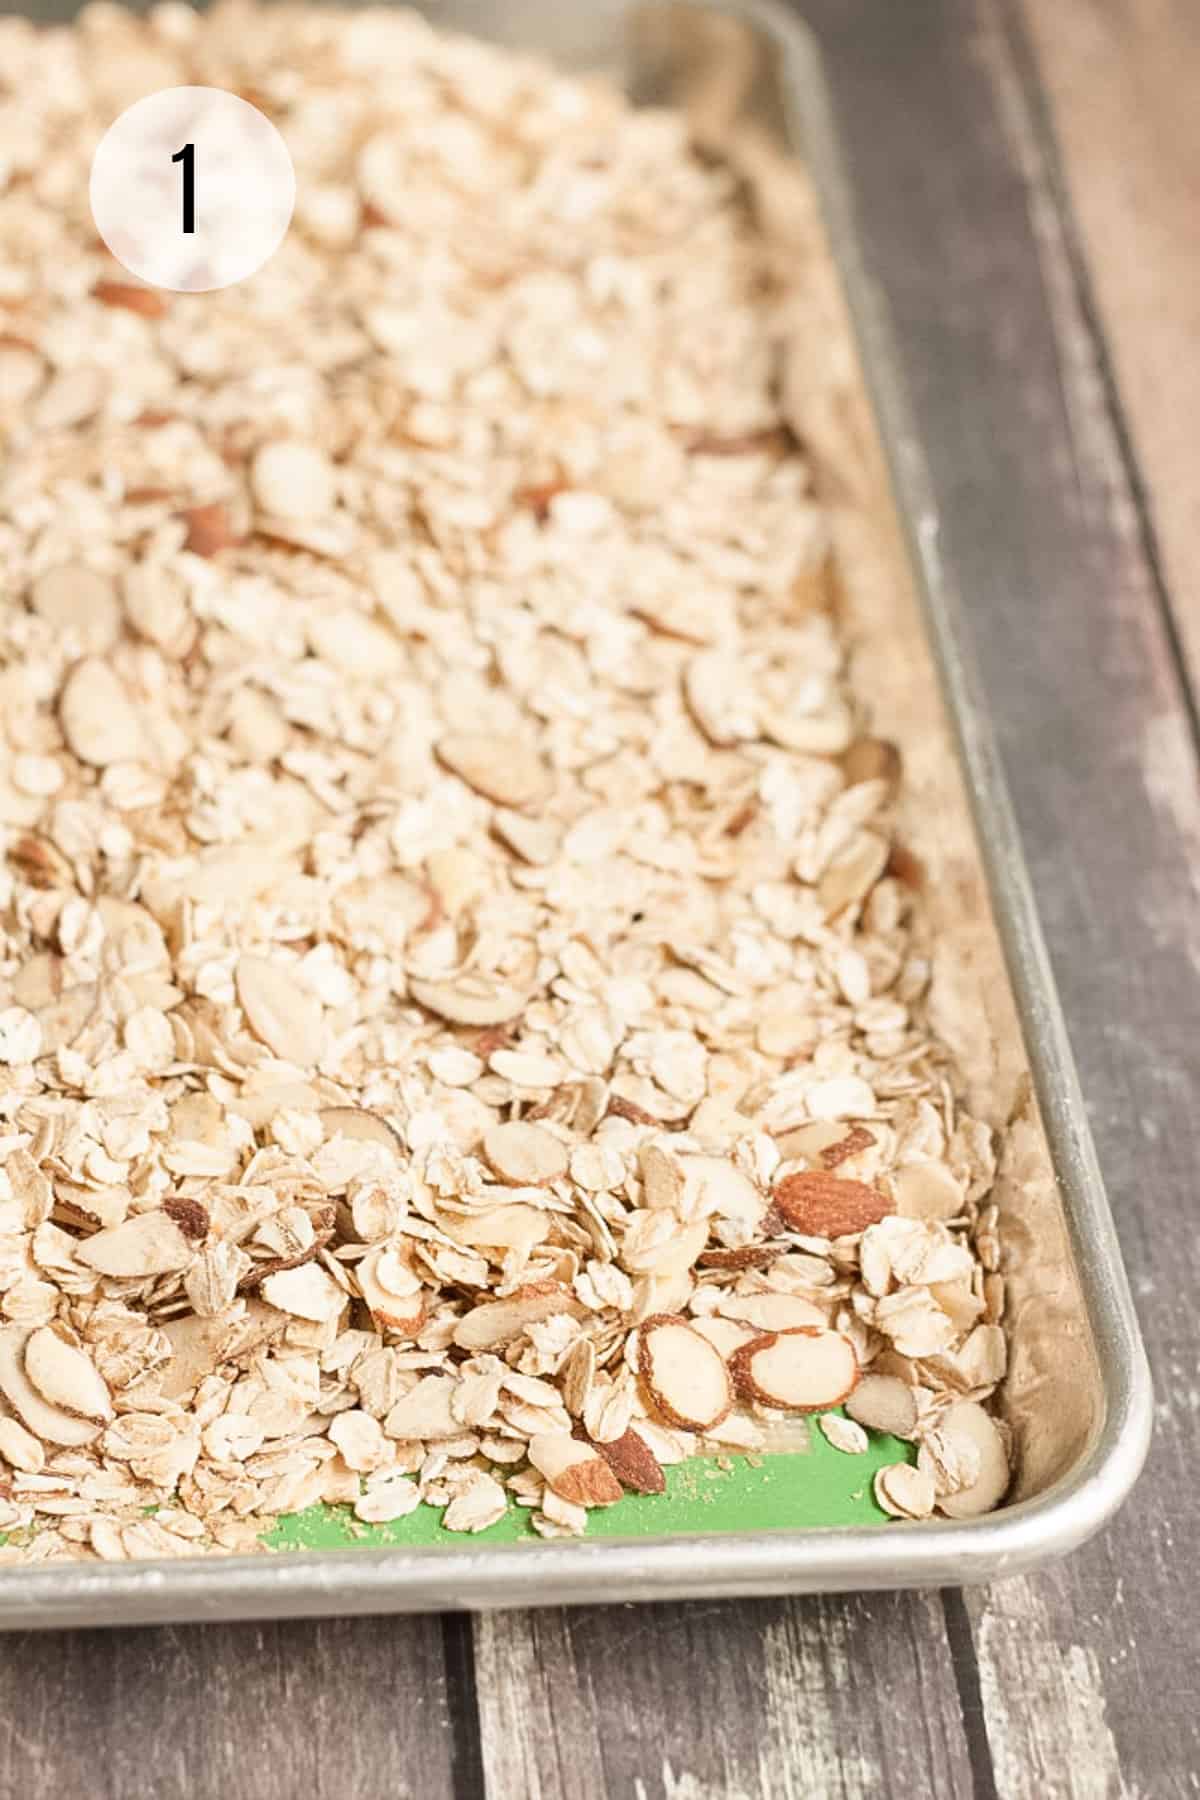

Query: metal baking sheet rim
[0,0,1151,1627]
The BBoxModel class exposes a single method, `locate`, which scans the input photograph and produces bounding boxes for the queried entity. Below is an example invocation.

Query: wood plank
[1,7,1196,1797]
[796,0,1200,1794]
[0,1616,459,1800]
[474,1595,976,1800]
[1016,0,1200,683]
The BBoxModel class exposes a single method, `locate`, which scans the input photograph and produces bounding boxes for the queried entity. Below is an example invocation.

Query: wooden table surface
[3,1,1198,1795]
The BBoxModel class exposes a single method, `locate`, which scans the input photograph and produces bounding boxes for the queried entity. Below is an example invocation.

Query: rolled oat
[0,0,1010,1560]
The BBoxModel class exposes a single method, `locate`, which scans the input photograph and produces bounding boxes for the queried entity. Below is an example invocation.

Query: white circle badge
[90,87,295,293]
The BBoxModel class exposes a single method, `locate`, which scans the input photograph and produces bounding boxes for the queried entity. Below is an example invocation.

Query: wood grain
[0,5,1196,1798]
[0,1616,459,1800]
[798,0,1200,1794]
[1017,0,1200,682]
[475,1595,976,1800]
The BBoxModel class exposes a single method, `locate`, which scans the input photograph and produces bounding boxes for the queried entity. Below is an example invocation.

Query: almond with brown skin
[605,1094,660,1127]
[637,1313,732,1433]
[729,1326,859,1412]
[698,1245,783,1272]
[238,1206,335,1292]
[588,1425,666,1495]
[772,1169,892,1238]
[92,280,168,318]
[181,503,236,558]
[162,1196,210,1242]
[821,1126,877,1170]
[528,1433,622,1507]
[354,1243,426,1336]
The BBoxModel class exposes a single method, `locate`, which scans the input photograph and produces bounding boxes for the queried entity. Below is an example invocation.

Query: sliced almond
[690,1315,760,1358]
[589,1424,666,1495]
[699,1245,783,1272]
[683,650,757,747]
[560,1337,595,1418]
[820,1126,878,1170]
[53,1179,129,1233]
[162,1196,210,1242]
[92,279,167,317]
[493,808,559,864]
[0,1415,45,1473]
[844,1372,919,1440]
[772,1169,892,1238]
[76,1208,195,1277]
[482,1119,567,1186]
[874,1461,936,1520]
[409,972,531,1028]
[452,1281,580,1352]
[637,1314,732,1433]
[235,955,324,1067]
[437,733,551,809]
[355,1244,426,1336]
[717,1292,827,1333]
[932,1400,1011,1518]
[181,502,236,557]
[437,1204,551,1255]
[384,1374,463,1441]
[528,1432,622,1507]
[59,658,146,767]
[729,1327,859,1412]
[237,1216,332,1292]
[0,1328,102,1446]
[816,830,890,919]
[319,1108,404,1154]
[23,1326,113,1422]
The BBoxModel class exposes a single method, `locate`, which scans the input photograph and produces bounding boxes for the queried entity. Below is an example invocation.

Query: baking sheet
[0,0,1151,1623]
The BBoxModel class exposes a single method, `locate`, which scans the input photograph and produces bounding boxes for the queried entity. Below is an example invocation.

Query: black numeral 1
[172,143,195,234]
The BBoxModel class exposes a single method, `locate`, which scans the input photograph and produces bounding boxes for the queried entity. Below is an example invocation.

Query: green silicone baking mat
[266,1417,913,1553]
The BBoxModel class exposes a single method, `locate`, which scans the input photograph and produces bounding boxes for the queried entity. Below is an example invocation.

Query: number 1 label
[91,88,295,291]
[171,143,195,234]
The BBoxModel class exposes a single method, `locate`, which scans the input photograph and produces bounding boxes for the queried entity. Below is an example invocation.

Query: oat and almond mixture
[0,2,1009,1562]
